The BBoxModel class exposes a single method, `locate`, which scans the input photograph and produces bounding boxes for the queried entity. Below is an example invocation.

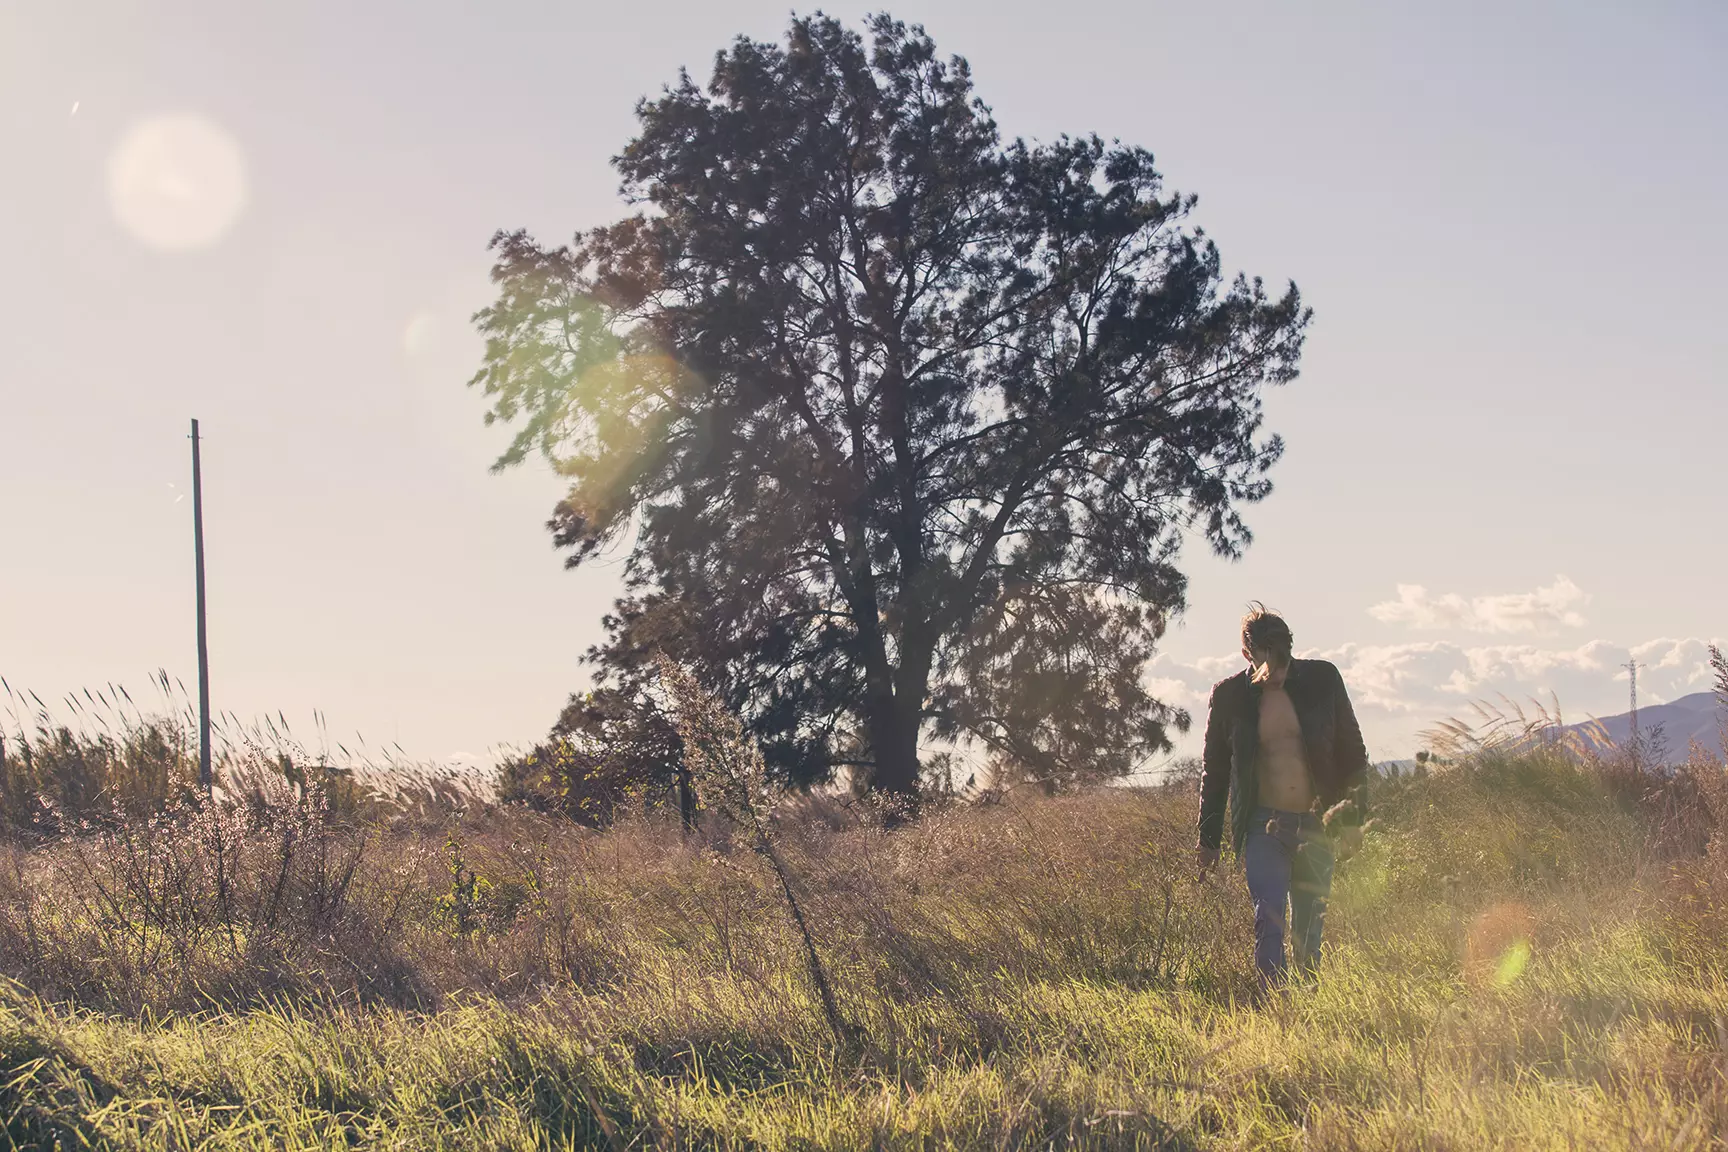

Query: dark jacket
[1197,658,1370,854]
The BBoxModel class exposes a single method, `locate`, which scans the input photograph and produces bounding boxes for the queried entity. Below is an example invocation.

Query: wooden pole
[192,419,212,793]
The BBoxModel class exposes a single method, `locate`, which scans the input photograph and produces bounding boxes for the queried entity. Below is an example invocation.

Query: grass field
[3,699,1727,1148]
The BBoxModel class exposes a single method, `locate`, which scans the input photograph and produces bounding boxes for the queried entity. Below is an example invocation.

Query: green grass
[3,740,1727,1148]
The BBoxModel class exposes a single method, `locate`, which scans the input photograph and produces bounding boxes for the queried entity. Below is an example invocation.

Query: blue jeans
[1243,806,1335,988]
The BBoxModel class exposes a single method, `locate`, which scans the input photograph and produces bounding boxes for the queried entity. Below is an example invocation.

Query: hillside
[1562,690,1725,764]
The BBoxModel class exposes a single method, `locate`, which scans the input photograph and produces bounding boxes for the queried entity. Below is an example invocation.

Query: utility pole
[192,419,212,794]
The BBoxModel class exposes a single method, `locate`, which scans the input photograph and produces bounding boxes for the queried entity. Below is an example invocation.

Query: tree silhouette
[471,13,1309,802]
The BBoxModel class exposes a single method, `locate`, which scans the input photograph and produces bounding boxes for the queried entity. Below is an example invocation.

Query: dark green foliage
[0,718,198,836]
[497,686,694,830]
[471,13,1309,798]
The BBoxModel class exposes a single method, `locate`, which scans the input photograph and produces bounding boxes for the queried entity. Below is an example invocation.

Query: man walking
[1196,604,1370,993]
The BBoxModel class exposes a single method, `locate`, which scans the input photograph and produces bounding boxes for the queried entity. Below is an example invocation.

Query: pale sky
[2,1,1723,772]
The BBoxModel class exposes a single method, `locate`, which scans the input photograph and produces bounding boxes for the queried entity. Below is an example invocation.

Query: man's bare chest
[1257,689,1304,748]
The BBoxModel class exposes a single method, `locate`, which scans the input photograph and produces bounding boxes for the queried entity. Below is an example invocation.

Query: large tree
[471,13,1309,801]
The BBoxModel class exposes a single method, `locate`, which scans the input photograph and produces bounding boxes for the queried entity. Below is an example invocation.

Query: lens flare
[108,114,247,251]
[1465,901,1534,988]
[403,311,438,358]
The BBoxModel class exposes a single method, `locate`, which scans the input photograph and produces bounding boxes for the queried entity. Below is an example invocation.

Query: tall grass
[0,674,485,836]
[1,683,1726,1147]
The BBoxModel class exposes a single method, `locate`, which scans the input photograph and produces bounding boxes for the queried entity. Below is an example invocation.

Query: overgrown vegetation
[2,681,1728,1148]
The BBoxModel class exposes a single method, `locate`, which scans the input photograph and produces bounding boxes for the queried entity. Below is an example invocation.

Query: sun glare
[107,114,248,252]
[402,310,438,358]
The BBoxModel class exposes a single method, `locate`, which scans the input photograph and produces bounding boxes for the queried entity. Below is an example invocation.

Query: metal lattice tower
[1624,658,1641,767]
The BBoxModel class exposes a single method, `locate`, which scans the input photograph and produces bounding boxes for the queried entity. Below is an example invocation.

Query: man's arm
[1197,682,1232,852]
[1331,664,1370,826]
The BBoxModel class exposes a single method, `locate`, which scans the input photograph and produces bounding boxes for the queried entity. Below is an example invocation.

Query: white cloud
[1149,635,1723,761]
[1145,676,1208,714]
[1368,576,1589,634]
[1636,636,1717,674]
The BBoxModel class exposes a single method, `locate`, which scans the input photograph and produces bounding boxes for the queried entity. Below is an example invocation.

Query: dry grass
[2,689,1727,1148]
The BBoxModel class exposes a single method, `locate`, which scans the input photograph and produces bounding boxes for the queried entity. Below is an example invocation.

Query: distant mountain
[1560,691,1725,766]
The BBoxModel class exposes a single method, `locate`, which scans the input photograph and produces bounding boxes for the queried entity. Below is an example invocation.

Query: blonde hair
[1240,601,1293,662]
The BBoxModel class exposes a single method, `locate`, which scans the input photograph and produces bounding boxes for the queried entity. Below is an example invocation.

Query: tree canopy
[470,13,1310,801]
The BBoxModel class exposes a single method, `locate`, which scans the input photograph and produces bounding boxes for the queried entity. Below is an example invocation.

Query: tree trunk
[868,708,923,808]
[676,763,697,835]
[867,647,933,810]
[870,725,926,797]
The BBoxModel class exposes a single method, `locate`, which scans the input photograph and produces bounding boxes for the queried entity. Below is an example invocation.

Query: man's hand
[1196,844,1220,880]
[1333,818,1374,862]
